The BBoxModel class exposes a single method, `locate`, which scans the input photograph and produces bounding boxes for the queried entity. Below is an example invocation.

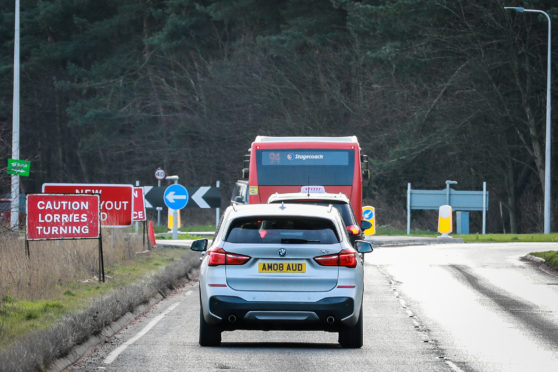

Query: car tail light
[346,225,360,235]
[208,247,250,266]
[314,248,357,268]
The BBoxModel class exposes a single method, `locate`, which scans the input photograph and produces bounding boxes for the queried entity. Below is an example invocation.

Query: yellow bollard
[438,205,453,238]
[167,208,182,230]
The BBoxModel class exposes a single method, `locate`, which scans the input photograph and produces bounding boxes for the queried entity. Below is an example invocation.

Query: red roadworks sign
[26,194,100,240]
[42,183,134,227]
[133,187,146,221]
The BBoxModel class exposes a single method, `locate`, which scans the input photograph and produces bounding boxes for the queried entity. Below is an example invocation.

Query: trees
[0,0,556,232]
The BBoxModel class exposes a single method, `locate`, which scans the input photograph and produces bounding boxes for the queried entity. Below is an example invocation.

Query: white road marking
[103,302,181,364]
[445,360,466,372]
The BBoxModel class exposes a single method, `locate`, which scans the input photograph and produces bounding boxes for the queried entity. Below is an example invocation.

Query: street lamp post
[505,6,552,234]
[10,0,20,231]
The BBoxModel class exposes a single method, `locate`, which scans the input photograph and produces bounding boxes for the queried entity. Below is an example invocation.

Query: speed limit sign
[154,168,166,180]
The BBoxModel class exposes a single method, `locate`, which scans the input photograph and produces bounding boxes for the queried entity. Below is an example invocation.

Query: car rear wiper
[280,238,320,244]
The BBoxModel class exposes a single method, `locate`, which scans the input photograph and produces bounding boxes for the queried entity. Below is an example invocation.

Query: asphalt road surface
[69,243,558,372]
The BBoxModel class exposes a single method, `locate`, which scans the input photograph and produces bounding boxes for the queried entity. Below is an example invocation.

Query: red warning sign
[26,194,100,240]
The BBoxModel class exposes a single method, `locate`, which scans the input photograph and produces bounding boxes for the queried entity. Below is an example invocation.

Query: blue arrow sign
[164,184,189,210]
[363,209,374,220]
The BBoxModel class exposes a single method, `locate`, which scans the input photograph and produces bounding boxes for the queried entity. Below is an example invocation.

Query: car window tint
[269,200,354,226]
[225,216,339,244]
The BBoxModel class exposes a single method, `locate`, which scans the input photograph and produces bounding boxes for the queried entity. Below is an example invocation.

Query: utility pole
[10,0,21,231]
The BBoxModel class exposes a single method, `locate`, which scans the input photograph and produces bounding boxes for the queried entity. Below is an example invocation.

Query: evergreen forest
[1,0,557,233]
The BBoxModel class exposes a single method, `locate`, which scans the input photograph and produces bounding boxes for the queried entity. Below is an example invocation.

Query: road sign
[362,206,376,236]
[164,184,189,209]
[26,194,100,240]
[154,168,166,180]
[7,159,30,177]
[42,183,134,227]
[143,186,220,209]
[133,187,146,221]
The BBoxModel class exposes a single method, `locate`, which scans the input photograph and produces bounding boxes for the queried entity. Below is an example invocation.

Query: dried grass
[0,228,139,301]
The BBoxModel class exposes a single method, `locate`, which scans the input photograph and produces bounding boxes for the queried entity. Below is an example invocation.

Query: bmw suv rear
[191,203,373,348]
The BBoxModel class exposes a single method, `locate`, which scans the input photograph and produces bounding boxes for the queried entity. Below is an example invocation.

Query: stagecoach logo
[278,248,287,257]
[287,153,324,161]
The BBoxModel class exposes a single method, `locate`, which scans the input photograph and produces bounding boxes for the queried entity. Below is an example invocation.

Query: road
[69,243,558,372]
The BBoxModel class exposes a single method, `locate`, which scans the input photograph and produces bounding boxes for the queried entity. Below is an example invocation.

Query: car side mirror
[355,240,373,254]
[234,196,244,203]
[191,239,208,252]
[360,220,372,230]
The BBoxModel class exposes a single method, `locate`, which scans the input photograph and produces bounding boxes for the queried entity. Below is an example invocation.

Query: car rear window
[225,216,339,244]
[269,200,354,226]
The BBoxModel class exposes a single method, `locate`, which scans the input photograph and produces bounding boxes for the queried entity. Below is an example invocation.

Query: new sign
[42,183,134,227]
[26,194,100,240]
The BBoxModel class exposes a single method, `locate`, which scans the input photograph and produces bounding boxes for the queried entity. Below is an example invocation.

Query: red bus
[244,136,369,224]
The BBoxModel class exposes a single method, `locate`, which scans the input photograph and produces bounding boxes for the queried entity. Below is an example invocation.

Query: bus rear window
[256,150,354,185]
[225,216,339,244]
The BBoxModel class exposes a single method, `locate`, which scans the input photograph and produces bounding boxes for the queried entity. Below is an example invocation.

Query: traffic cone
[148,221,157,248]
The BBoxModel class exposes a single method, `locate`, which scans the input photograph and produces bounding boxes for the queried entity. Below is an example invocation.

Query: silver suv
[191,203,373,348]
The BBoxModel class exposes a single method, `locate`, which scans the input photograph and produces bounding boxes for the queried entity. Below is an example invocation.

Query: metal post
[135,180,139,234]
[215,180,220,228]
[407,183,411,235]
[156,206,162,226]
[482,182,487,234]
[445,180,457,207]
[10,0,20,231]
[172,178,178,240]
[505,7,552,233]
[157,179,161,225]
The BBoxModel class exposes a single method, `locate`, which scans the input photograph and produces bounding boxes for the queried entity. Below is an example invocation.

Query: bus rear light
[314,249,357,268]
[208,248,251,266]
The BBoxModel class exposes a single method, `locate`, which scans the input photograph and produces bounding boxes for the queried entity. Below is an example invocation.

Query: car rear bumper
[207,295,356,330]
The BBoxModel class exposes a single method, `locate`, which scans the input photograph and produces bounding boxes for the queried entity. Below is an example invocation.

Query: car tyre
[199,306,221,346]
[338,304,363,348]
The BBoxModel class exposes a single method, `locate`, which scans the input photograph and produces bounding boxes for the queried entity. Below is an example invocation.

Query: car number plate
[258,262,306,273]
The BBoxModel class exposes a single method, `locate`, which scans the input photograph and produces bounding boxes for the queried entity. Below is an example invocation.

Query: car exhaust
[326,316,335,325]
[227,314,238,324]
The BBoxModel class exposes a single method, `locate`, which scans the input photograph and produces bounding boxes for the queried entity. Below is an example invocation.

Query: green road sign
[7,159,30,177]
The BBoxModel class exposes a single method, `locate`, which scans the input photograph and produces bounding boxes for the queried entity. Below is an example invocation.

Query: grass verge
[454,233,558,243]
[0,247,200,372]
[0,248,184,349]
[530,251,558,271]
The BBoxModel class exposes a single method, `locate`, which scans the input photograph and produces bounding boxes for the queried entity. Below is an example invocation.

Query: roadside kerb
[367,236,465,246]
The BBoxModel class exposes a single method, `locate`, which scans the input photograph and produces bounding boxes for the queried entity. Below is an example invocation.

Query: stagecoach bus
[243,136,369,224]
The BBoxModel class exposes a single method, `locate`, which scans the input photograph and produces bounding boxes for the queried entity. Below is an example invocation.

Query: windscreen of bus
[256,149,354,185]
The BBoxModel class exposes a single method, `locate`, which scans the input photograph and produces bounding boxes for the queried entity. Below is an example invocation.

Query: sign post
[154,168,166,225]
[164,181,188,240]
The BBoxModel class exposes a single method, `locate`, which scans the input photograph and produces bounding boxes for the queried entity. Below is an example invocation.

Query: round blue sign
[164,184,189,210]
[363,209,374,220]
